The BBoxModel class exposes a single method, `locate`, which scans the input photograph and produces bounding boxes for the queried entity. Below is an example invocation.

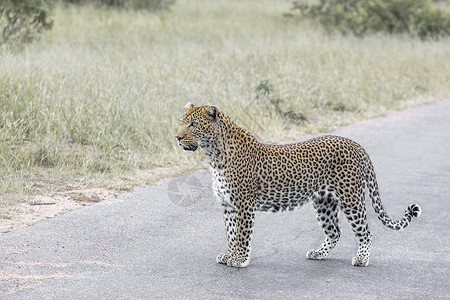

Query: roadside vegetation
[292,0,450,39]
[1,0,450,219]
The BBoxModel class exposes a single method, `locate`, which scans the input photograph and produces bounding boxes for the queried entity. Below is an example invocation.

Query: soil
[0,186,117,235]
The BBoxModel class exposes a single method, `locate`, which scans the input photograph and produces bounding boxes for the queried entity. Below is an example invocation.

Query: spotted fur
[176,104,421,267]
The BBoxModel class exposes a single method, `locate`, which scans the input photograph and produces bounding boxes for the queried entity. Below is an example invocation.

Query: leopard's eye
[189,121,198,127]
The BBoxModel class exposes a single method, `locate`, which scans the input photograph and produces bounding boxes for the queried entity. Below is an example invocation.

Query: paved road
[1,100,450,299]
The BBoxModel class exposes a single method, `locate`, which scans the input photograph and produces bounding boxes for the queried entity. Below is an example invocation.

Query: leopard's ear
[204,105,218,121]
[184,102,195,110]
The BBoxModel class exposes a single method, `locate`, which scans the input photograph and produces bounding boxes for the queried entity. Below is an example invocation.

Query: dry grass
[1,0,450,218]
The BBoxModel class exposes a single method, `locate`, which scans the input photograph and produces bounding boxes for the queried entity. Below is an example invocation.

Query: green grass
[1,0,450,217]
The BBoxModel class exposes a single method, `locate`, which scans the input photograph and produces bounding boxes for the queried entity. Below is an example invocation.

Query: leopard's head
[176,103,219,152]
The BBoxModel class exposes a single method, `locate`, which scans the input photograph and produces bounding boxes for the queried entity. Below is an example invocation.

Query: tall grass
[1,0,450,215]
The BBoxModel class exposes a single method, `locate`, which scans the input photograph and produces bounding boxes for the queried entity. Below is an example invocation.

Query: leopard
[175,104,421,268]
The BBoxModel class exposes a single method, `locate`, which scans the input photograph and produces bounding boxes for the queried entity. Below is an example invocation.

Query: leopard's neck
[200,114,257,170]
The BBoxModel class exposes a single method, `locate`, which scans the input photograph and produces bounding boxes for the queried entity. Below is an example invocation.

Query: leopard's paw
[226,256,250,268]
[306,249,327,260]
[352,255,369,267]
[216,253,232,265]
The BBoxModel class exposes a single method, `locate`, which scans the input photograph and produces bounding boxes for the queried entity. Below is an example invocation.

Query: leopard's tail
[365,156,421,230]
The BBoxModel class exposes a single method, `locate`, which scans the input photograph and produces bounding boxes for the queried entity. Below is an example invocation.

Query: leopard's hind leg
[307,192,341,260]
[340,195,372,267]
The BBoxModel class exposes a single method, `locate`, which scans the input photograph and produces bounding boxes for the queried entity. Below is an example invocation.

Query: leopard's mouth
[178,142,198,152]
[182,144,198,152]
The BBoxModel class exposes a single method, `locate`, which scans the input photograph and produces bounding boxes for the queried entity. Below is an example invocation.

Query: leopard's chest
[210,167,234,208]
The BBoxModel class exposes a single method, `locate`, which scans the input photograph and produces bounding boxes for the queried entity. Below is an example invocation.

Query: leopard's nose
[176,135,183,141]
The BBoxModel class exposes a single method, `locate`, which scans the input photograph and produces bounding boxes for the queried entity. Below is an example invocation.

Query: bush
[62,0,176,11]
[0,0,53,46]
[292,0,450,39]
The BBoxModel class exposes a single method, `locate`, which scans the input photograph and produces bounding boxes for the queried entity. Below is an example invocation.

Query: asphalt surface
[1,100,450,299]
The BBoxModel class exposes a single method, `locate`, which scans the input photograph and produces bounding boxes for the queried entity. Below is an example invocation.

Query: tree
[0,0,53,46]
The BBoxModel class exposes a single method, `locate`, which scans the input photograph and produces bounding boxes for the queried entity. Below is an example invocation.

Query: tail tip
[408,204,421,218]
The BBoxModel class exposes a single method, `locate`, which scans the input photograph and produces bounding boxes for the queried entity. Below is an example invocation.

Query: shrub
[292,0,369,36]
[0,0,53,46]
[255,80,307,124]
[367,0,450,39]
[292,0,450,39]
[62,0,176,11]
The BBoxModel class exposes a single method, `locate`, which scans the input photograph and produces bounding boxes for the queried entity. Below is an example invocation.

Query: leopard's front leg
[216,173,256,268]
[217,204,255,268]
[217,206,237,265]
[226,206,255,268]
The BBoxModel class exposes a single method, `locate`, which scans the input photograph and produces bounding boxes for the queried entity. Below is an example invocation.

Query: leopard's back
[254,135,368,212]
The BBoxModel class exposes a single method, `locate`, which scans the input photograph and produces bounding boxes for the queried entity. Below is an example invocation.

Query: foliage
[61,0,176,11]
[0,0,53,46]
[256,80,307,124]
[292,0,450,39]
